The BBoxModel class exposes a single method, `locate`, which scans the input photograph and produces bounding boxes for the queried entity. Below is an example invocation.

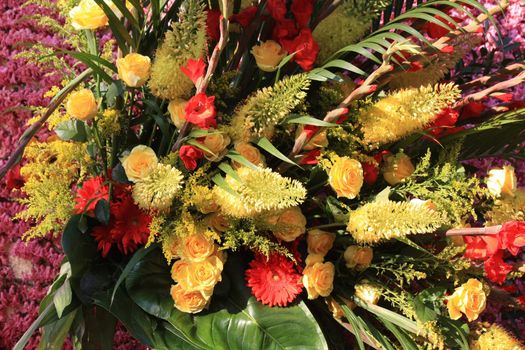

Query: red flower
[180,58,206,87]
[272,19,298,40]
[267,0,287,21]
[464,235,500,260]
[303,124,320,138]
[74,176,109,214]
[91,187,150,257]
[231,6,258,28]
[427,108,459,137]
[299,149,320,165]
[408,61,424,72]
[281,29,319,71]
[362,161,379,186]
[492,92,513,102]
[423,16,458,39]
[484,251,512,285]
[179,145,204,171]
[291,0,313,28]
[516,296,525,309]
[460,101,485,120]
[184,93,217,129]
[5,164,24,190]
[206,9,221,41]
[499,221,525,256]
[246,252,303,307]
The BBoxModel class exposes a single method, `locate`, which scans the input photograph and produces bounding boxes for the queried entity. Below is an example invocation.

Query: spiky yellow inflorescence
[313,0,388,63]
[485,188,525,225]
[214,167,307,218]
[132,163,184,211]
[389,33,482,89]
[148,0,207,100]
[358,83,460,149]
[229,74,310,142]
[16,140,91,239]
[471,324,525,350]
[346,200,446,244]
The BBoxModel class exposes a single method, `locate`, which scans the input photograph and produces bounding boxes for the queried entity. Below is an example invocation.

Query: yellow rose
[181,232,215,262]
[343,246,373,270]
[272,207,307,242]
[201,132,231,161]
[120,145,158,182]
[329,157,364,199]
[307,229,336,256]
[206,212,230,232]
[354,280,381,305]
[171,259,190,283]
[303,262,335,299]
[69,0,108,30]
[383,152,415,186]
[170,284,210,314]
[168,98,188,129]
[66,89,98,121]
[305,253,324,267]
[180,255,223,292]
[251,40,287,72]
[116,53,151,88]
[232,143,266,169]
[447,279,487,322]
[487,165,517,197]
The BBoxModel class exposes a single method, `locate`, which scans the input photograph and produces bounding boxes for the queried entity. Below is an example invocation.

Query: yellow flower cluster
[471,324,525,350]
[170,232,226,313]
[132,163,184,211]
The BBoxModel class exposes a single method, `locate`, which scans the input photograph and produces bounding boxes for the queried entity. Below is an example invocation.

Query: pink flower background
[0,0,523,347]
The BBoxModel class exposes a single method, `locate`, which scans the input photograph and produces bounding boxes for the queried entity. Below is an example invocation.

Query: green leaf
[285,115,337,127]
[126,249,329,350]
[14,303,56,350]
[93,0,133,54]
[53,280,72,318]
[218,162,241,181]
[186,138,214,155]
[257,137,299,167]
[38,308,78,350]
[211,174,238,197]
[95,199,111,225]
[225,151,259,170]
[82,305,117,350]
[379,318,418,350]
[55,120,88,142]
[106,80,125,107]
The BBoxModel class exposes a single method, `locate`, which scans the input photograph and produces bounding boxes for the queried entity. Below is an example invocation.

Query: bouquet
[4,0,525,348]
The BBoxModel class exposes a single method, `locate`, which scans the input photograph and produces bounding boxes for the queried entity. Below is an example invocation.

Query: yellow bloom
[69,0,108,30]
[66,89,98,121]
[181,232,215,262]
[303,262,335,299]
[170,284,210,314]
[205,212,230,232]
[168,98,188,129]
[329,157,363,199]
[232,142,266,169]
[305,253,324,267]
[179,255,223,292]
[120,145,158,182]
[383,152,415,186]
[251,40,287,72]
[447,279,486,322]
[132,163,183,211]
[171,259,190,283]
[307,229,335,256]
[487,165,517,197]
[201,132,231,161]
[116,53,151,88]
[354,280,381,305]
[343,246,373,270]
[272,206,307,242]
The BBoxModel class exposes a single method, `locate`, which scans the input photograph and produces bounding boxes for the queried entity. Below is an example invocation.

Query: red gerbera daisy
[246,253,303,307]
[74,176,109,214]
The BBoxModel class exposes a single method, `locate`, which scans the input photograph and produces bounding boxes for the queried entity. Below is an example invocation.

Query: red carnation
[464,235,500,260]
[185,93,217,129]
[272,19,298,40]
[74,176,109,214]
[499,221,525,256]
[231,6,258,28]
[206,9,221,41]
[267,0,287,21]
[179,145,204,171]
[484,251,512,285]
[291,0,313,28]
[180,58,206,87]
[281,29,319,71]
[246,252,303,307]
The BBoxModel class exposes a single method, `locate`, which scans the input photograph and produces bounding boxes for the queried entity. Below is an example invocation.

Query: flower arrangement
[3,0,525,349]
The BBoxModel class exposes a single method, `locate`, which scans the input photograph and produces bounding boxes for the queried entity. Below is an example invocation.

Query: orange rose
[305,253,324,267]
[171,259,190,283]
[201,132,231,161]
[354,280,381,305]
[116,53,151,88]
[181,232,215,262]
[232,143,266,169]
[343,246,373,270]
[120,145,158,182]
[66,89,98,121]
[383,152,415,186]
[251,40,287,72]
[447,279,486,322]
[487,165,517,197]
[329,157,364,199]
[168,98,188,129]
[272,207,307,242]
[307,229,336,256]
[206,212,230,232]
[69,0,108,30]
[170,284,210,314]
[303,262,335,299]
[180,255,223,292]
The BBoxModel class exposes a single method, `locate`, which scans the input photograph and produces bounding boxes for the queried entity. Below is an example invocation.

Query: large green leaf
[125,249,329,350]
